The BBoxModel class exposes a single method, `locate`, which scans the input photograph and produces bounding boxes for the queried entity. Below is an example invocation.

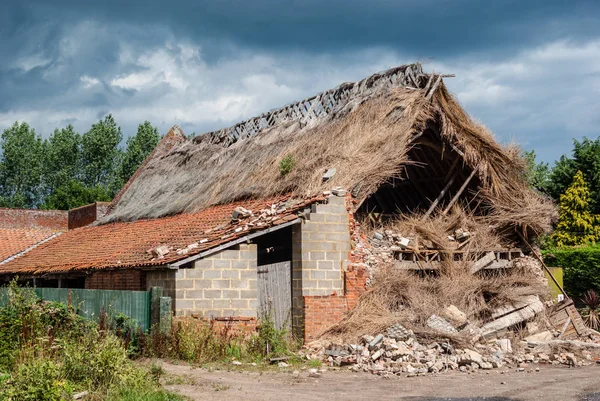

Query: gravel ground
[158,361,600,401]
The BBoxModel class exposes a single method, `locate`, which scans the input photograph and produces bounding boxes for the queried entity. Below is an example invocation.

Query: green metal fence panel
[0,287,151,331]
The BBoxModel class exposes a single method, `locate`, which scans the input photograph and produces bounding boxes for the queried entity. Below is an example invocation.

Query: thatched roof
[102,63,556,237]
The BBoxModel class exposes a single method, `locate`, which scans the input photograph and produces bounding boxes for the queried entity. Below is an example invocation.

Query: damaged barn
[1,63,596,367]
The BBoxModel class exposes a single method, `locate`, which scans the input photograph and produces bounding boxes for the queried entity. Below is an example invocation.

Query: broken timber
[480,295,544,338]
[393,249,523,270]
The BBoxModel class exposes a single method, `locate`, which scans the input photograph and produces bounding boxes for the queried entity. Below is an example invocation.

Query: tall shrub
[551,170,600,246]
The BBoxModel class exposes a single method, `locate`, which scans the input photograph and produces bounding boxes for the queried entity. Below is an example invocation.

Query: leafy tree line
[0,116,160,210]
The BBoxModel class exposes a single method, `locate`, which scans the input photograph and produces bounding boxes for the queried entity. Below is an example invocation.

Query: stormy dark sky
[2,0,599,163]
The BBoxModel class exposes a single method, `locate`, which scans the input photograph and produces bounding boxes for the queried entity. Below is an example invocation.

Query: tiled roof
[0,196,321,275]
[0,228,62,263]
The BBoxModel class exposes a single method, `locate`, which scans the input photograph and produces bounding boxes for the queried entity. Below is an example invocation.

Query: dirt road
[160,362,600,401]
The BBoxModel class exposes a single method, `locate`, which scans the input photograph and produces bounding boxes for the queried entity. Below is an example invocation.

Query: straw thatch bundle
[102,64,556,237]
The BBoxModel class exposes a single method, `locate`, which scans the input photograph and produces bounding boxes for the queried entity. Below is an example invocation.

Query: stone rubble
[303,323,599,378]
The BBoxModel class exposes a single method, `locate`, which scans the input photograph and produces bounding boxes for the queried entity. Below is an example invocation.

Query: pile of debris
[320,206,600,376]
[305,322,600,377]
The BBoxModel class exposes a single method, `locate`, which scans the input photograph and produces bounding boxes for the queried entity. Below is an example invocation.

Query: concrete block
[185,269,204,279]
[203,270,221,279]
[220,249,241,260]
[222,270,240,279]
[248,279,257,290]
[184,289,204,299]
[303,222,319,233]
[327,196,346,206]
[240,290,258,299]
[205,310,220,318]
[239,309,257,318]
[328,223,350,233]
[213,260,231,269]
[309,213,327,222]
[177,280,194,289]
[325,214,345,223]
[325,251,343,261]
[328,205,348,214]
[230,280,249,289]
[213,299,231,309]
[240,250,256,261]
[174,269,186,280]
[222,290,240,299]
[309,251,326,261]
[310,270,327,280]
[309,232,326,241]
[317,260,334,269]
[325,270,341,280]
[213,279,231,289]
[175,289,185,299]
[317,280,334,289]
[240,269,257,279]
[314,242,337,251]
[231,299,249,309]
[231,260,250,269]
[194,300,213,309]
[203,290,222,299]
[193,259,214,269]
[177,300,194,309]
[193,279,212,289]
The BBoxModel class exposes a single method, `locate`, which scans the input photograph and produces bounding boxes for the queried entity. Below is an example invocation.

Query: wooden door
[257,261,292,330]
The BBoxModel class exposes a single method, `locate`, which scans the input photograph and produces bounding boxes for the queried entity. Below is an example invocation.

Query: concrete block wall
[162,244,258,318]
[291,195,352,340]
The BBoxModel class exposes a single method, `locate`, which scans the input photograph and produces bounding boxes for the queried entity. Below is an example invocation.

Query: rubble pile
[305,323,600,377]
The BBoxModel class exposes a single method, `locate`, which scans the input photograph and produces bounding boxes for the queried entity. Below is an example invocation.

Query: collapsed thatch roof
[102,63,556,237]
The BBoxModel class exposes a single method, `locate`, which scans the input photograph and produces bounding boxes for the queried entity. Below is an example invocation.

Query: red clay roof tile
[0,196,321,275]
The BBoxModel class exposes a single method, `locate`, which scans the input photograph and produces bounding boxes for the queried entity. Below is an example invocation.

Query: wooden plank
[471,251,496,273]
[490,295,541,320]
[481,297,544,337]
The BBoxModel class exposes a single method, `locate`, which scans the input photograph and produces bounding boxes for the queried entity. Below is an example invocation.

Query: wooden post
[159,296,172,334]
[422,170,459,220]
[442,167,479,215]
[150,287,163,330]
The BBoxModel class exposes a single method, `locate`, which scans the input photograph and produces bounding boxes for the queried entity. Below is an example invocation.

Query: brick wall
[68,202,111,229]
[161,244,258,318]
[85,269,146,291]
[0,208,67,230]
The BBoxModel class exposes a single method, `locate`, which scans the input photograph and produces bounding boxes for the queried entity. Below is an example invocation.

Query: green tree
[119,121,160,183]
[0,122,45,208]
[523,150,551,193]
[81,115,123,189]
[548,137,600,213]
[42,125,81,200]
[551,170,600,247]
[43,180,111,210]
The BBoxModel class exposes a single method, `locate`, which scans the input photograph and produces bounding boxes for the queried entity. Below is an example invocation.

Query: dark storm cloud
[0,0,599,164]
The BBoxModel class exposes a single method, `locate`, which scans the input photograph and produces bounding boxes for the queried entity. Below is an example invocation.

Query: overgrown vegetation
[0,282,183,401]
[279,154,296,176]
[581,289,600,330]
[143,313,297,364]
